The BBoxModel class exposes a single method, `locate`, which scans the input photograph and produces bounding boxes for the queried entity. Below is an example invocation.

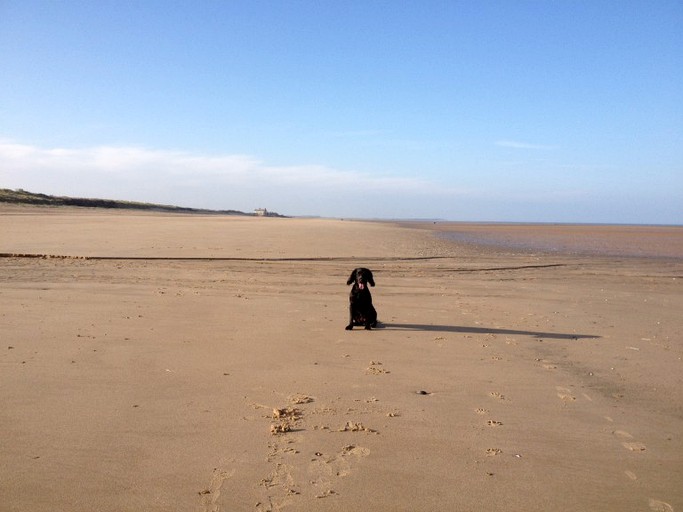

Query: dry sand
[1,206,682,512]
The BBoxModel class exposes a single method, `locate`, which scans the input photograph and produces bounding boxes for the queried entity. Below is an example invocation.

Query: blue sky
[1,1,681,223]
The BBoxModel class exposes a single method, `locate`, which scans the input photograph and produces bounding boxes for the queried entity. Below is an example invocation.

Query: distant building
[254,208,268,217]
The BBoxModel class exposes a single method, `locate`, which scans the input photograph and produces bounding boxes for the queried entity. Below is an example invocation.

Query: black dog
[345,267,378,330]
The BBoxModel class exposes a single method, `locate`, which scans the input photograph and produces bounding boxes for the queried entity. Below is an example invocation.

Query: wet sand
[1,206,682,511]
[410,221,683,259]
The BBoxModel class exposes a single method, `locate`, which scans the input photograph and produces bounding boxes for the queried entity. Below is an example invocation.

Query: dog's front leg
[345,305,354,330]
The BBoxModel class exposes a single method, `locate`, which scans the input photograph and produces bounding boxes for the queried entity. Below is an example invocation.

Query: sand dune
[1,207,681,511]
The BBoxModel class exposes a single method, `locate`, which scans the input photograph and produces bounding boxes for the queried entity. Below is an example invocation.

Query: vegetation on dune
[0,188,285,217]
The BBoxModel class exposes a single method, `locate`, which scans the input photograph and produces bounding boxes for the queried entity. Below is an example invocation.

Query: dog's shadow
[378,322,599,340]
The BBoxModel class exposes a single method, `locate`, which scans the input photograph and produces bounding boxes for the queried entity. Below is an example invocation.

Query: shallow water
[431,223,683,259]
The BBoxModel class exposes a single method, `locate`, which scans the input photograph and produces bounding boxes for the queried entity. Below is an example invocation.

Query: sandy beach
[1,206,681,512]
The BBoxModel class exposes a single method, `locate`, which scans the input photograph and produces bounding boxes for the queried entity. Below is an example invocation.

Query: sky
[1,1,682,223]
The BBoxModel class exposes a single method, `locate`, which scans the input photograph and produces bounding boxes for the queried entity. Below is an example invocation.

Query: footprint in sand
[198,468,236,512]
[257,462,299,510]
[622,442,647,452]
[649,499,674,512]
[489,392,506,401]
[341,444,371,457]
[257,397,318,508]
[613,430,646,452]
[542,361,558,370]
[556,386,576,401]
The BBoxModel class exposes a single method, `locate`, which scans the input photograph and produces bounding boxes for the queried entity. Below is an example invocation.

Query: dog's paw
[345,325,353,330]
[364,325,372,330]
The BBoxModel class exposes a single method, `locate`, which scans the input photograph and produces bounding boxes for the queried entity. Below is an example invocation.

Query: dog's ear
[366,270,375,287]
[347,270,357,285]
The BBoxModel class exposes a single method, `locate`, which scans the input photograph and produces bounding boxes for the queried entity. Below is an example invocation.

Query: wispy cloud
[495,140,557,150]
[0,140,439,190]
[0,140,463,215]
[327,129,390,138]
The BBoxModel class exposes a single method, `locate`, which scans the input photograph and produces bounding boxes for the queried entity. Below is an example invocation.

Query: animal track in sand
[475,408,489,415]
[270,422,293,435]
[489,392,506,401]
[487,420,503,427]
[270,407,303,435]
[486,448,503,456]
[433,336,446,347]
[273,407,302,420]
[338,421,377,433]
[308,444,370,499]
[288,394,314,405]
[258,393,379,507]
[366,361,390,375]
